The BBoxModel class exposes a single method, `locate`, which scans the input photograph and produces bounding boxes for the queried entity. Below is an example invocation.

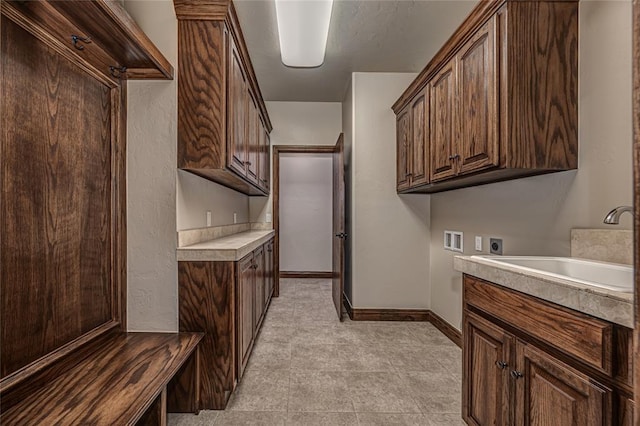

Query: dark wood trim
[280,271,335,279]
[272,144,338,298]
[343,298,462,347]
[429,311,463,348]
[633,0,640,418]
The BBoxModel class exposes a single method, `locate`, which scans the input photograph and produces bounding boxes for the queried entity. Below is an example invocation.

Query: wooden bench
[0,331,203,425]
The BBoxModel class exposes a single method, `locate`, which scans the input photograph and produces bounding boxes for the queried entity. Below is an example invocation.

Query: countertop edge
[454,256,634,328]
[176,230,275,262]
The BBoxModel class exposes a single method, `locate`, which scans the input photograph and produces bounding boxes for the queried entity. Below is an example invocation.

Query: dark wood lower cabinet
[463,312,512,426]
[178,237,274,409]
[514,342,610,426]
[463,275,631,426]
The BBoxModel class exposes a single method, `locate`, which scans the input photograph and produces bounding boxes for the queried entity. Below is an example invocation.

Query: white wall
[124,1,250,331]
[177,170,249,230]
[279,153,333,271]
[429,0,634,331]
[347,73,431,309]
[250,102,342,223]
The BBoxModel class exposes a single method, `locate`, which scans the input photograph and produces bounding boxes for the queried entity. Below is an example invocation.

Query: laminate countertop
[176,230,275,262]
[454,255,633,328]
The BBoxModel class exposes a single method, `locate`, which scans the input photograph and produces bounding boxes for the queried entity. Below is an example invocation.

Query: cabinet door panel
[228,40,248,177]
[246,94,259,185]
[458,16,499,175]
[237,254,254,378]
[463,312,512,426]
[265,240,274,308]
[253,246,265,331]
[430,60,457,181]
[396,106,411,191]
[410,89,429,187]
[515,341,611,426]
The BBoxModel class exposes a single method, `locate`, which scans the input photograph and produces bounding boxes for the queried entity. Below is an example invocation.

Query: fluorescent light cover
[275,0,334,68]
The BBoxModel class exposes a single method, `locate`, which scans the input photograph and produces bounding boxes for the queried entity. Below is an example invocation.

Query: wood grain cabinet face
[253,246,265,331]
[175,5,272,197]
[463,275,624,426]
[265,241,274,308]
[228,40,248,178]
[457,16,499,176]
[237,254,254,379]
[430,59,458,182]
[410,89,429,187]
[393,0,578,194]
[514,342,611,426]
[396,106,412,191]
[463,312,512,426]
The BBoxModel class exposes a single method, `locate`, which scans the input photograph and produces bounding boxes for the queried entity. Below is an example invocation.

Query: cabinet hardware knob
[406,173,413,177]
[510,370,523,379]
[495,361,508,370]
[71,35,91,50]
[244,161,252,166]
[109,65,127,79]
[335,233,347,239]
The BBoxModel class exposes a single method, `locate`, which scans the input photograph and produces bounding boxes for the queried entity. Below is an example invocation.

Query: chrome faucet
[603,206,633,225]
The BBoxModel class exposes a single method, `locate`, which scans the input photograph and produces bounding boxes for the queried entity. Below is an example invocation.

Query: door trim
[272,144,336,297]
[632,0,640,419]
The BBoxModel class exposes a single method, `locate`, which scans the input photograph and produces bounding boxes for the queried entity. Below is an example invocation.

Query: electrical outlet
[206,211,212,227]
[475,236,482,251]
[266,213,272,223]
[233,212,237,224]
[444,230,463,253]
[490,238,503,255]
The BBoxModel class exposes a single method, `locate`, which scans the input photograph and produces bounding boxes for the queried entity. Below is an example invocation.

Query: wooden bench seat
[0,332,203,426]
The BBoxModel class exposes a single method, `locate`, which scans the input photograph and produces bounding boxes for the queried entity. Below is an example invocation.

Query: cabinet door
[457,16,499,175]
[410,88,429,187]
[430,59,458,181]
[396,105,411,191]
[228,40,248,177]
[253,246,265,331]
[246,93,259,185]
[265,240,274,308]
[237,253,254,378]
[257,119,269,191]
[463,311,512,426]
[264,130,271,192]
[514,341,611,426]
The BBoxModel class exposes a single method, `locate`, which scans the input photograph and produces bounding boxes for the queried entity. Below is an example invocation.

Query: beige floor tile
[214,411,287,425]
[345,372,421,413]
[246,342,291,370]
[288,371,354,412]
[290,344,393,372]
[356,413,427,426]
[423,413,466,425]
[168,411,219,426]
[285,412,358,426]
[227,369,290,412]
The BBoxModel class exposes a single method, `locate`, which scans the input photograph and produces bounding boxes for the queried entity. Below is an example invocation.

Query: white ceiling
[234,0,478,102]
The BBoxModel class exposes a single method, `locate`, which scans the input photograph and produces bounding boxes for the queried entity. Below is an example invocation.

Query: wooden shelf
[3,0,173,80]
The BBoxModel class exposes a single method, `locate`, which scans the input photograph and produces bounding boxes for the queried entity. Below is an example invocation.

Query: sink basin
[470,256,633,293]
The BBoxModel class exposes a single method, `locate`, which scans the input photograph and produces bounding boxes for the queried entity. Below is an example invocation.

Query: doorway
[273,136,346,320]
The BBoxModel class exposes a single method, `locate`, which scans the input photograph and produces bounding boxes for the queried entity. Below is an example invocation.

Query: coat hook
[109,66,127,79]
[71,35,91,50]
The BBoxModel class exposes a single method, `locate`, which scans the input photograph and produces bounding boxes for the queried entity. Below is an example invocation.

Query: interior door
[332,134,346,321]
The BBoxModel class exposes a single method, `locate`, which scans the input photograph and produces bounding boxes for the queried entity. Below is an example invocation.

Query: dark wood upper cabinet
[174,0,272,196]
[430,60,457,182]
[393,0,578,193]
[457,16,499,176]
[396,106,411,191]
[410,89,430,187]
[253,246,265,331]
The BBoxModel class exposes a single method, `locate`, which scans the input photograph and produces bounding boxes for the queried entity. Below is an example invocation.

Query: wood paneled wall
[1,14,126,383]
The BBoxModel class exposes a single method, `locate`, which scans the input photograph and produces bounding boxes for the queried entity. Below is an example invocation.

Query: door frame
[633,0,640,419]
[272,144,336,297]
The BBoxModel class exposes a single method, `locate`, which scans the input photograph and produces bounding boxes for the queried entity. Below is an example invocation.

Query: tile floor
[169,278,464,426]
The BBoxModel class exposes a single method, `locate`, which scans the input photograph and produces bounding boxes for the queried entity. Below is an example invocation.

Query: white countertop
[454,255,633,328]
[176,230,275,262]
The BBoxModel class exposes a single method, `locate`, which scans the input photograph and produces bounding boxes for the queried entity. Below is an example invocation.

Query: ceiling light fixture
[275,0,334,68]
